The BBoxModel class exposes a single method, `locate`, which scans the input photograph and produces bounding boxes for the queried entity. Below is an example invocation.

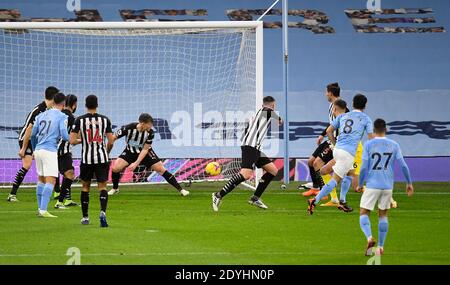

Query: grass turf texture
[0,182,449,265]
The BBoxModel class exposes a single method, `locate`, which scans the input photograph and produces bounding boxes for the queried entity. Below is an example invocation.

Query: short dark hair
[374,118,387,133]
[353,93,367,110]
[85,94,98,109]
[65,94,77,108]
[334,99,347,111]
[45,86,59,100]
[139,113,154,124]
[263,96,275,104]
[327,82,340,97]
[53,92,66,105]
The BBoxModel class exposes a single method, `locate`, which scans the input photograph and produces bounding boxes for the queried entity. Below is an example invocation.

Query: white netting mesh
[0,25,259,188]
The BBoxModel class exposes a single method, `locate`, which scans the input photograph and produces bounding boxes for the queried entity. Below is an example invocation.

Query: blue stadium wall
[0,0,449,182]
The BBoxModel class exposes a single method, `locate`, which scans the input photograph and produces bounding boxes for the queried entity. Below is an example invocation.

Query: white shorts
[332,148,355,178]
[34,149,58,177]
[360,188,393,211]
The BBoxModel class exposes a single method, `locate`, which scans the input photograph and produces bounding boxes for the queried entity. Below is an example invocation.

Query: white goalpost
[0,21,263,189]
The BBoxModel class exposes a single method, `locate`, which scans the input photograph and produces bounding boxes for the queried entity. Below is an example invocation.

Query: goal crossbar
[0,21,262,30]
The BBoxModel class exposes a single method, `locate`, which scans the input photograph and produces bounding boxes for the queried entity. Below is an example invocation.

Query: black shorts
[118,148,161,168]
[312,141,333,164]
[58,153,74,175]
[79,163,110,183]
[18,140,33,156]
[241,145,272,169]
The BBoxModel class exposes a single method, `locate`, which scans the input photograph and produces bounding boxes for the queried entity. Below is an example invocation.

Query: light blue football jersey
[359,137,412,190]
[331,110,373,156]
[31,108,69,153]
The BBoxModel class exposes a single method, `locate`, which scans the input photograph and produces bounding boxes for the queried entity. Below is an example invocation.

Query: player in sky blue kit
[357,118,414,256]
[308,94,375,214]
[30,93,69,218]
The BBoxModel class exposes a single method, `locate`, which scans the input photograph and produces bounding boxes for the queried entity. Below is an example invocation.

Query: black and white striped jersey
[18,101,47,141]
[114,123,154,153]
[241,107,281,149]
[57,109,76,156]
[71,113,112,165]
[328,102,334,124]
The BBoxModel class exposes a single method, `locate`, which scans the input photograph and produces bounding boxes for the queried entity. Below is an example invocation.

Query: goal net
[0,22,263,189]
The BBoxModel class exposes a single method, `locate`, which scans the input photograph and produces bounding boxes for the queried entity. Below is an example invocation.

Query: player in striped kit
[7,86,59,202]
[301,83,345,206]
[212,96,282,212]
[70,95,114,227]
[107,113,189,197]
[54,94,79,209]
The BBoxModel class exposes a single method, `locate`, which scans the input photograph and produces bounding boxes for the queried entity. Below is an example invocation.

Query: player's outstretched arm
[128,143,150,172]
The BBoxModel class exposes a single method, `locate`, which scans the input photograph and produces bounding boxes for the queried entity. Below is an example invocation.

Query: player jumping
[212,96,282,211]
[7,86,59,202]
[307,94,375,214]
[30,92,69,218]
[70,95,114,227]
[357,118,413,256]
[107,113,189,197]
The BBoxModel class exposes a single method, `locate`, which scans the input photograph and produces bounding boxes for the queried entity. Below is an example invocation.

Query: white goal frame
[0,21,263,190]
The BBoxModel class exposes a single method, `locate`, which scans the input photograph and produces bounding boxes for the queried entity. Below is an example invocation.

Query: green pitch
[0,182,449,265]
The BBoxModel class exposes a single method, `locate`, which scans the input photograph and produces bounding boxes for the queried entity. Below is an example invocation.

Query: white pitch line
[0,251,449,258]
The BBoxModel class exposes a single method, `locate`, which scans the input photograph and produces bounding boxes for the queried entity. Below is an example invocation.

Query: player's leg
[308,149,353,214]
[313,172,342,204]
[248,157,278,209]
[62,168,77,206]
[303,157,324,197]
[79,164,92,225]
[34,150,45,211]
[55,154,76,208]
[36,176,46,214]
[39,175,57,217]
[301,155,319,196]
[301,141,329,194]
[8,148,33,202]
[38,150,59,218]
[376,190,392,255]
[353,142,363,193]
[377,209,388,256]
[96,163,110,227]
[312,157,334,203]
[150,161,189,196]
[108,155,131,195]
[360,188,380,255]
[213,146,256,211]
[360,208,376,256]
[337,169,355,213]
[53,175,61,200]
